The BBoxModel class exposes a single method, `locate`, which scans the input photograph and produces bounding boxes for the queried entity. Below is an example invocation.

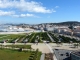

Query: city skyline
[0,0,80,24]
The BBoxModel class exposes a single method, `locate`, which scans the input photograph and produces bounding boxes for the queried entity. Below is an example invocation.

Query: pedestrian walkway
[47,33,54,42]
[40,53,45,60]
[46,44,57,60]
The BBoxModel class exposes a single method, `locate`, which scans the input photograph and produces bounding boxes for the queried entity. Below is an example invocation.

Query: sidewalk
[46,44,57,60]
[40,53,45,60]
[47,33,54,42]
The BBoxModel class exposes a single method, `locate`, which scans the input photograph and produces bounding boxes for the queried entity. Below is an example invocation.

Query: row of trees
[48,32,59,43]
[29,49,41,60]
[41,32,51,42]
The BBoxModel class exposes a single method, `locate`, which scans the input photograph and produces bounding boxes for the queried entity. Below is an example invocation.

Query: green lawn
[0,49,41,60]
[0,35,7,37]
[0,49,31,60]
[0,34,27,43]
[5,45,31,49]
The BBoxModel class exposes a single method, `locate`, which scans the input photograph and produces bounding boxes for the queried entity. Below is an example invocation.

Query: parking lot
[53,49,72,60]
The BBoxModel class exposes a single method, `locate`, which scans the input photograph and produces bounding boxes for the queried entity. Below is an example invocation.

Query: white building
[0,25,25,32]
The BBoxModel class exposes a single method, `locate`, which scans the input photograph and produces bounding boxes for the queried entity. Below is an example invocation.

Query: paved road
[47,32,54,42]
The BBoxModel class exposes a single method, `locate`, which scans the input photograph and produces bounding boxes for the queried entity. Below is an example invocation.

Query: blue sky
[0,0,80,24]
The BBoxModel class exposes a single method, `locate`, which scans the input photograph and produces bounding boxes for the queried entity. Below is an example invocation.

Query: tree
[74,43,79,48]
[68,25,74,36]
[18,48,23,52]
[56,38,62,47]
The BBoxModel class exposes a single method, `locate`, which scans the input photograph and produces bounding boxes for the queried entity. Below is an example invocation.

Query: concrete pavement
[47,32,54,42]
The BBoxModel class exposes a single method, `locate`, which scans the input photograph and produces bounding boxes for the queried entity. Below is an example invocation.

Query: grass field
[0,32,55,43]
[0,34,27,43]
[0,32,78,43]
[0,49,31,60]
[5,45,31,49]
[0,49,41,60]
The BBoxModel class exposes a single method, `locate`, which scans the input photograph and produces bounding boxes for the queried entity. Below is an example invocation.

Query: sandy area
[31,44,51,53]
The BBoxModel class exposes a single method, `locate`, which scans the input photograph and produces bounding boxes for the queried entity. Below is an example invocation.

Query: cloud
[55,6,59,8]
[13,13,38,18]
[0,10,15,16]
[0,0,54,13]
[20,14,34,17]
[0,10,39,18]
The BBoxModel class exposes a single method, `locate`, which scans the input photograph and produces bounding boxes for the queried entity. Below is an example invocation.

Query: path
[47,32,54,42]
[46,44,57,60]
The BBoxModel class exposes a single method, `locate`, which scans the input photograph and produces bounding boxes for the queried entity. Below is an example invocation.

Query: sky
[0,0,80,24]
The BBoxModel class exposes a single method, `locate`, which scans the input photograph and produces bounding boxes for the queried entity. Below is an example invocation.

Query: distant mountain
[1,21,80,26]
[3,23,30,26]
[39,21,80,26]
[55,21,80,26]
